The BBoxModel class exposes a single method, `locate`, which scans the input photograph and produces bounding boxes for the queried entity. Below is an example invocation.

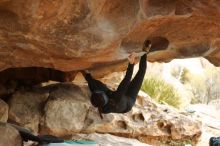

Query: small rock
[0,122,22,146]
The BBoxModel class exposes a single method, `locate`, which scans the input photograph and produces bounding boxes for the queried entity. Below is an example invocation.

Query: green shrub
[179,67,190,84]
[141,77,181,108]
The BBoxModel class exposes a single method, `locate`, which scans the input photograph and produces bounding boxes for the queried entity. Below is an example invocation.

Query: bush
[141,77,181,108]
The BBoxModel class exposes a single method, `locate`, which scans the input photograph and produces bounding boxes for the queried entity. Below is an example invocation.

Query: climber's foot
[142,40,151,53]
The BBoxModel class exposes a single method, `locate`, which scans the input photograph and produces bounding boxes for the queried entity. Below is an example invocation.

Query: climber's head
[91,90,108,107]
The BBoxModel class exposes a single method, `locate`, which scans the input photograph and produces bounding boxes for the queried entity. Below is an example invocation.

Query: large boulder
[8,88,49,133]
[0,0,220,80]
[40,84,90,135]
[8,83,201,145]
[0,122,22,146]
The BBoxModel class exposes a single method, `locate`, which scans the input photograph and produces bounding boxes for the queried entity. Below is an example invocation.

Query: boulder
[81,91,202,145]
[0,122,22,146]
[40,83,90,135]
[0,0,220,81]
[0,99,8,122]
[8,88,49,133]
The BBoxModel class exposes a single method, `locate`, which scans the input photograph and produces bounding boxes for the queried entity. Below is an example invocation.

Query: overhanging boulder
[0,0,219,80]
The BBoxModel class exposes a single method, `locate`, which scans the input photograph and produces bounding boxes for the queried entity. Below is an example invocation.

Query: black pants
[125,53,146,98]
[10,124,64,144]
[85,53,147,101]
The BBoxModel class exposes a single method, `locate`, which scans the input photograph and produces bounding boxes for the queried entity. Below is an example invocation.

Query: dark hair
[90,91,108,107]
[210,137,220,146]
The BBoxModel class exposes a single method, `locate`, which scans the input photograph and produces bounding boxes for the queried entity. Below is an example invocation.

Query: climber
[81,40,151,118]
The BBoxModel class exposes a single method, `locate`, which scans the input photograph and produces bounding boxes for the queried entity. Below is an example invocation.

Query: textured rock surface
[8,83,202,145]
[185,104,220,146]
[0,0,220,79]
[41,84,89,135]
[71,133,151,146]
[8,88,49,132]
[0,99,8,122]
[0,122,22,146]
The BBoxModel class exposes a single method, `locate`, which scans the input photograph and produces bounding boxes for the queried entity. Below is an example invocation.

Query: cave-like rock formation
[0,0,220,81]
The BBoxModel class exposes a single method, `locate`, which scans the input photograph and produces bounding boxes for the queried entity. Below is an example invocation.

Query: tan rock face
[8,88,49,133]
[41,84,90,135]
[0,99,8,122]
[8,83,201,145]
[0,122,22,146]
[0,0,220,80]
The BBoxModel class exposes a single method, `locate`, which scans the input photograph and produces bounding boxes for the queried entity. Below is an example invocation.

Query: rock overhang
[0,0,220,80]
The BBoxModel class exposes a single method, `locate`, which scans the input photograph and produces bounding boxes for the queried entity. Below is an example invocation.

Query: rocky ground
[186,104,220,146]
[0,82,202,146]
